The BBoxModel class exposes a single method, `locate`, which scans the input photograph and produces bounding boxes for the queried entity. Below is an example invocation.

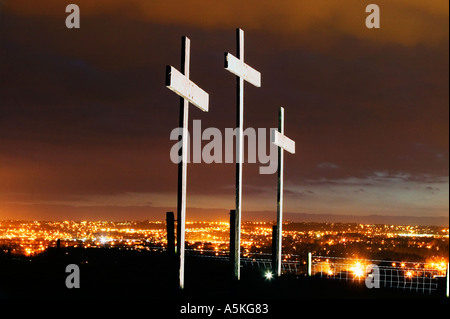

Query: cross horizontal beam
[272,129,295,154]
[224,52,261,87]
[165,65,209,112]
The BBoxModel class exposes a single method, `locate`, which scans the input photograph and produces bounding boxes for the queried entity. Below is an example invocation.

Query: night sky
[0,1,448,222]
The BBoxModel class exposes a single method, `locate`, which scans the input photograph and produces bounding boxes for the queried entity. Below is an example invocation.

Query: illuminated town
[0,220,448,270]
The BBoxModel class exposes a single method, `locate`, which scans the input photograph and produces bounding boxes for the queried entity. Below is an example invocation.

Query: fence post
[307,252,312,277]
[166,212,175,256]
[446,263,449,298]
[272,225,278,275]
[229,209,239,279]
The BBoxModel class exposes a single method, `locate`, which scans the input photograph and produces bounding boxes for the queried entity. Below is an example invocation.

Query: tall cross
[165,36,209,289]
[224,28,261,280]
[271,107,295,277]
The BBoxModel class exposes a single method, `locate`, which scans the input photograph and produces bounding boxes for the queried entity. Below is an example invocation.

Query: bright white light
[265,271,273,280]
[100,237,107,244]
[351,262,364,278]
[354,268,364,278]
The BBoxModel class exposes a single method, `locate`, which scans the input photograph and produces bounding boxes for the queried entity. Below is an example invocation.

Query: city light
[0,220,448,275]
[351,262,364,278]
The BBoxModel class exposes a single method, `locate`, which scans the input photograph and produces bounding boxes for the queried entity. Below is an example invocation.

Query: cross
[165,36,209,289]
[271,106,295,277]
[224,28,261,280]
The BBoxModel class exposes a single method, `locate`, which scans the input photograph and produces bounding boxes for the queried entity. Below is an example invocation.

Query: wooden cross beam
[166,66,209,112]
[224,28,261,280]
[271,107,295,277]
[225,49,261,88]
[165,36,209,289]
[272,130,295,155]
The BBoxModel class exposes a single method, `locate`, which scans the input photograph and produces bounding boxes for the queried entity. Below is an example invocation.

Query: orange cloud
[4,0,449,46]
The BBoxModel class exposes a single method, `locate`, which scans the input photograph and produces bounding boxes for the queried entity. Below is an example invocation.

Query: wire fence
[310,255,447,294]
[150,246,448,296]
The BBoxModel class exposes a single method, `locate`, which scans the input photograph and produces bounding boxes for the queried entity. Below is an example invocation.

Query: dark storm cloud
[0,0,448,219]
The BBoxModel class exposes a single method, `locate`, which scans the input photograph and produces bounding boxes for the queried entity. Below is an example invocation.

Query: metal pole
[234,28,244,281]
[275,107,284,277]
[176,36,190,290]
[166,212,175,256]
[229,209,238,279]
[446,262,449,298]
[307,252,312,277]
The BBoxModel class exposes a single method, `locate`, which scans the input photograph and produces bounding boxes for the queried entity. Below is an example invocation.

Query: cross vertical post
[177,36,189,291]
[224,28,261,280]
[271,225,278,274]
[235,28,244,282]
[166,36,209,289]
[272,107,296,277]
[276,107,284,277]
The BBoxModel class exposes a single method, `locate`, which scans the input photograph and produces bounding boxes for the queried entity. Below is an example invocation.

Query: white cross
[166,66,209,112]
[272,128,295,155]
[225,47,261,88]
[271,106,295,277]
[165,36,209,289]
[224,28,261,280]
